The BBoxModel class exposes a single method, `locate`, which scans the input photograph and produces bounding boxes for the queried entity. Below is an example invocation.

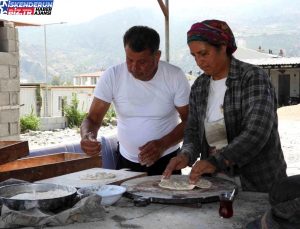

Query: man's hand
[138,139,164,167]
[80,132,101,157]
[162,154,189,179]
[189,160,216,184]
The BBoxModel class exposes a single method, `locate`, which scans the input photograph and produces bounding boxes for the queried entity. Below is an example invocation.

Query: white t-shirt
[205,77,228,149]
[94,61,190,163]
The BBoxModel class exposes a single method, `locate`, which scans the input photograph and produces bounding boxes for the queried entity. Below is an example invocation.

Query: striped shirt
[181,57,287,192]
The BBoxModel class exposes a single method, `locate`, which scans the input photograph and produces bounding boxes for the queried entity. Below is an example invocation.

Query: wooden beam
[157,0,169,62]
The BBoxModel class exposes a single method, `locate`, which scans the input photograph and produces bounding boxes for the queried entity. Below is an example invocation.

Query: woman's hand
[162,154,189,179]
[189,160,216,184]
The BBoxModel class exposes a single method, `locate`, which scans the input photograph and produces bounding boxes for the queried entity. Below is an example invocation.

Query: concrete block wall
[0,21,20,140]
[39,117,67,131]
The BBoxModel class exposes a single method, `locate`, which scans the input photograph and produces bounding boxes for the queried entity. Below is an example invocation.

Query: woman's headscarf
[187,19,237,54]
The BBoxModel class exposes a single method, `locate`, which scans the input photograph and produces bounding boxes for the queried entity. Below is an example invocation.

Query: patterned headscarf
[187,19,237,54]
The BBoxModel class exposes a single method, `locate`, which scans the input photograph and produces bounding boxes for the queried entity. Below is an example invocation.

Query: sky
[0,0,279,25]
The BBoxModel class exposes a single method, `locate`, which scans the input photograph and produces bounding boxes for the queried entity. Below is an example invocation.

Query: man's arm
[139,105,189,166]
[159,105,189,149]
[80,97,111,156]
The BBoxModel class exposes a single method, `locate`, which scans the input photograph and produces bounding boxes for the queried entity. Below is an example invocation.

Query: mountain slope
[18,5,300,83]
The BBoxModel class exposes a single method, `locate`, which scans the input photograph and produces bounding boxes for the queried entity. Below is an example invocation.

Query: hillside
[18,4,300,84]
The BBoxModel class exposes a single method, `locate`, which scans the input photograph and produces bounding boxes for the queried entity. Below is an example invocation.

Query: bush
[64,94,117,128]
[64,94,87,128]
[20,111,40,133]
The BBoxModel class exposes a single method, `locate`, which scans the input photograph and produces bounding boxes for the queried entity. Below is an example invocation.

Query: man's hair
[123,26,160,54]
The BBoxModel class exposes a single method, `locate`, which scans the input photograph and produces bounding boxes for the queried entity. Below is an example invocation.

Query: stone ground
[277,104,300,176]
[20,125,116,150]
[20,105,300,176]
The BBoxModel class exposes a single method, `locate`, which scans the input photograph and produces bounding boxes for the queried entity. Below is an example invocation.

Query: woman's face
[188,41,228,77]
[125,45,161,81]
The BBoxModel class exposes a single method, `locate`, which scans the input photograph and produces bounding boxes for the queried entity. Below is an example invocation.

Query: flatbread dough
[80,171,116,180]
[159,177,212,190]
[159,179,195,190]
[195,178,212,189]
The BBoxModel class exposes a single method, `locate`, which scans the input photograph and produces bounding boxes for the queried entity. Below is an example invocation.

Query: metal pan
[0,183,77,212]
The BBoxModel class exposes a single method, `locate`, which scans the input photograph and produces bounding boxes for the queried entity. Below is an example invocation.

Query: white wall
[269,68,300,99]
[20,86,37,116]
[20,85,95,117]
[50,86,94,117]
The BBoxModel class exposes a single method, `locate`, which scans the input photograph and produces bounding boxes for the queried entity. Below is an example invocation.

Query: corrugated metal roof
[242,57,300,66]
[234,46,278,60]
[234,47,300,67]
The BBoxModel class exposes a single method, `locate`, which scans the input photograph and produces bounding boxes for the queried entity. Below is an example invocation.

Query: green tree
[51,75,61,85]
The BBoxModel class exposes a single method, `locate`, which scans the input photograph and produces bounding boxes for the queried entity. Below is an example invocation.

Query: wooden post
[157,0,169,62]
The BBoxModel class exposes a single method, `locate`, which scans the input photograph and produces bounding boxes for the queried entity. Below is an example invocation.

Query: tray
[0,141,29,165]
[38,168,147,188]
[0,152,101,182]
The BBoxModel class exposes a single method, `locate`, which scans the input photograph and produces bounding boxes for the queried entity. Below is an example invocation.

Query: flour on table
[80,171,116,180]
[10,190,71,200]
[159,177,212,190]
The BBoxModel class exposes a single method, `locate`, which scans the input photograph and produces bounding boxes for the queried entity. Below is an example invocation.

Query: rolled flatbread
[80,171,116,180]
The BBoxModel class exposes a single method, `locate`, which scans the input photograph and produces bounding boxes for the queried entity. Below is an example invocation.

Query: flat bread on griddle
[159,176,212,190]
[195,178,212,189]
[159,179,195,190]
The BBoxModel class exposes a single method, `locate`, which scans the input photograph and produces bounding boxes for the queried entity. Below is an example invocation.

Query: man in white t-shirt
[80,26,190,175]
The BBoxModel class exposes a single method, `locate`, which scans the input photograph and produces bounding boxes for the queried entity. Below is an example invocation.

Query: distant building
[73,71,104,86]
[20,84,95,117]
[234,46,300,106]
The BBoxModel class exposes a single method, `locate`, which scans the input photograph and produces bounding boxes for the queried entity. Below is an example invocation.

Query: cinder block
[0,52,10,65]
[0,21,14,28]
[0,65,9,79]
[0,109,19,123]
[0,40,17,52]
[15,29,19,41]
[15,40,19,52]
[0,79,19,92]
[0,27,16,40]
[0,123,9,137]
[9,52,18,66]
[0,92,9,106]
[10,92,19,105]
[9,66,18,79]
[9,122,19,135]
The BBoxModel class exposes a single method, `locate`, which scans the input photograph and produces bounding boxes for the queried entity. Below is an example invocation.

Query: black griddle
[121,175,237,206]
